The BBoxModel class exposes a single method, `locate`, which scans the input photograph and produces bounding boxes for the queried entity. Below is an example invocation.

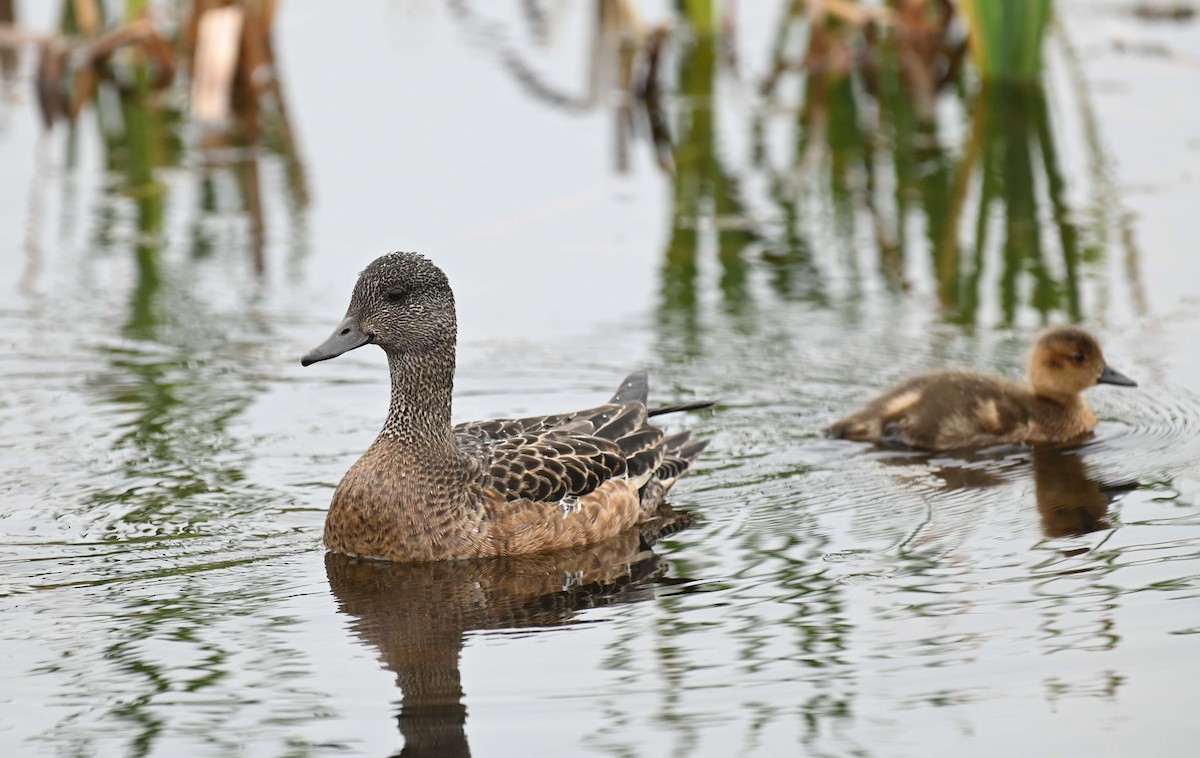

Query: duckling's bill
[1099,364,1137,387]
[302,316,371,366]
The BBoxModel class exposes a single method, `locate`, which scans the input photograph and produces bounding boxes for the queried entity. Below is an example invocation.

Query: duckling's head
[1027,326,1137,399]
[301,252,456,366]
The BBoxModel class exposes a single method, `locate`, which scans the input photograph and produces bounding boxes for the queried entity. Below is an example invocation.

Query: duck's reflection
[1030,445,1133,538]
[879,445,1131,537]
[325,526,682,758]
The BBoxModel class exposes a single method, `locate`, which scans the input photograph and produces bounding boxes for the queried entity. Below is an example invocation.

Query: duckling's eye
[386,287,408,303]
[1072,352,1085,364]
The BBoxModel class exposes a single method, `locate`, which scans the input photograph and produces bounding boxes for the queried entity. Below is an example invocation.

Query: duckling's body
[302,252,709,563]
[828,370,1097,450]
[827,327,1136,451]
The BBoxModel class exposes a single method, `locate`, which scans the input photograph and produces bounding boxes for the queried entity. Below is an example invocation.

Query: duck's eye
[1072,352,1085,364]
[386,287,407,303]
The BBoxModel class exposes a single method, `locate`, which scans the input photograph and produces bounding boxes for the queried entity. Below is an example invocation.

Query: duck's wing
[475,429,627,505]
[454,371,712,443]
[455,372,707,508]
[458,402,670,505]
[454,404,619,443]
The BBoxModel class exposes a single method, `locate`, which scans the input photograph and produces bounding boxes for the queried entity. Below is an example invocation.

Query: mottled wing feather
[655,435,709,483]
[455,403,636,443]
[626,448,664,485]
[453,372,709,510]
[619,427,665,484]
[455,412,592,441]
[479,430,628,503]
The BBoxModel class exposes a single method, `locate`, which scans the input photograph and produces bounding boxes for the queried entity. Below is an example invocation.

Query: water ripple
[1084,382,1200,485]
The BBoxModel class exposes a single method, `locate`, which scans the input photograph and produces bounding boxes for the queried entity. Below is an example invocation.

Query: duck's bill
[1098,364,1138,387]
[301,317,371,366]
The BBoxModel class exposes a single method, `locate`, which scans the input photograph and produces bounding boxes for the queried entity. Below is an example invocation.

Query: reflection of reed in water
[753,4,1114,325]
[662,10,755,319]
[0,1,17,83]
[5,0,309,287]
[326,528,681,758]
[0,2,314,548]
[445,2,1140,326]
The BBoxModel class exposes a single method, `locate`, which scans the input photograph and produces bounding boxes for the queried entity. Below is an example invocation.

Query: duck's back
[826,371,1042,450]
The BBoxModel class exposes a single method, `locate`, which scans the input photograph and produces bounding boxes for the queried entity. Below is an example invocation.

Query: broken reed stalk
[190,6,243,122]
[7,0,279,132]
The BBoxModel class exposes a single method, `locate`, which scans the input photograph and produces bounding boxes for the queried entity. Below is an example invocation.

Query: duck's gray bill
[301,317,370,366]
[1098,364,1137,387]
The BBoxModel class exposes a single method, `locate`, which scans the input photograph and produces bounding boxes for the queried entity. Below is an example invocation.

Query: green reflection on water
[30,0,314,536]
[8,3,318,752]
[651,3,1120,329]
[940,81,1086,326]
[663,15,755,314]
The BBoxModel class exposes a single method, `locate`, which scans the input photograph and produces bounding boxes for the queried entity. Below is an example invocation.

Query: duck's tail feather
[635,432,710,516]
[612,371,713,416]
[610,372,649,405]
[655,433,709,483]
[649,399,715,417]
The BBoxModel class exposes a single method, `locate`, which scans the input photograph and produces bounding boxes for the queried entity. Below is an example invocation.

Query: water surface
[2,1,1199,756]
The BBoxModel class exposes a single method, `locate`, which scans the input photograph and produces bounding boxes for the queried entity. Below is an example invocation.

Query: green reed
[958,0,1053,82]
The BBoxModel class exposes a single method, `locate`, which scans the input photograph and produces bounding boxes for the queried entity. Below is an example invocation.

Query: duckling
[826,326,1137,451]
[301,252,711,563]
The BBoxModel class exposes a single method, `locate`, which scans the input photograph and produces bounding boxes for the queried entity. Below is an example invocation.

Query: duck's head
[1027,326,1137,398]
[301,252,456,366]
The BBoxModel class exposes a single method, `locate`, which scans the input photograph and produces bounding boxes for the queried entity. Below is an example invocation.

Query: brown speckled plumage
[302,252,710,563]
[826,326,1138,451]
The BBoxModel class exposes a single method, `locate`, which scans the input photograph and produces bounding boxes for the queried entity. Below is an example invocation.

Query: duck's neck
[379,341,457,449]
[1033,388,1086,410]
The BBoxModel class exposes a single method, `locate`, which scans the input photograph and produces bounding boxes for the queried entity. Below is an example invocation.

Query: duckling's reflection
[325,527,682,758]
[879,446,1129,537]
[1030,445,1131,537]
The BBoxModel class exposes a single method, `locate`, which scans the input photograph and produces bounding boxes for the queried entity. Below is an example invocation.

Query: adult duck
[302,252,710,562]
